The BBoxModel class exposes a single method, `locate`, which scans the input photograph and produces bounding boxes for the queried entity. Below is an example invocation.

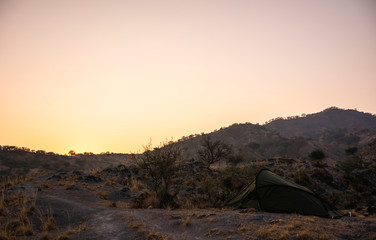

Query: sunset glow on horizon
[1,0,376,154]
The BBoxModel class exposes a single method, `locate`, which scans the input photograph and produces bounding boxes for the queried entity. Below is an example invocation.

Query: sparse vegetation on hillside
[0,145,129,178]
[197,135,233,166]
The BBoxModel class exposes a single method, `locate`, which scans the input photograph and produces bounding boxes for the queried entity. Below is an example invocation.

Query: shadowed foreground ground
[1,171,376,240]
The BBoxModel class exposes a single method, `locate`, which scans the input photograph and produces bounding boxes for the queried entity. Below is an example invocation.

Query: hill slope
[176,107,376,163]
[265,107,376,139]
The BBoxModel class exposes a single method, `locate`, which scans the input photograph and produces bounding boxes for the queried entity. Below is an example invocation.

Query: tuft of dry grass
[0,188,37,239]
[80,182,94,191]
[296,229,314,240]
[288,220,302,231]
[182,217,191,227]
[96,191,108,200]
[0,176,26,190]
[204,228,221,237]
[129,177,147,192]
[15,222,34,236]
[44,217,56,231]
[39,231,52,240]
[64,224,87,236]
[146,229,169,240]
[129,220,146,229]
[55,233,70,240]
[39,208,57,232]
[0,190,7,216]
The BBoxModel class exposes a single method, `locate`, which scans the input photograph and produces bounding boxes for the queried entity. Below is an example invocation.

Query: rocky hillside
[265,107,376,139]
[175,107,376,164]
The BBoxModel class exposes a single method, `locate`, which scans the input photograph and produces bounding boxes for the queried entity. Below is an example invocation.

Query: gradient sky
[1,0,375,154]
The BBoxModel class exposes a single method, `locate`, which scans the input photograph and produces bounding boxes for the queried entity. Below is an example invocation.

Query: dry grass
[256,224,289,240]
[0,190,7,216]
[15,222,34,236]
[39,231,52,240]
[43,217,56,231]
[146,229,169,240]
[58,180,72,188]
[80,182,94,191]
[64,223,87,236]
[0,176,26,190]
[128,217,169,239]
[182,217,191,227]
[296,229,314,240]
[55,233,70,240]
[0,186,37,239]
[96,191,108,200]
[39,208,57,232]
[288,220,302,231]
[204,228,221,237]
[129,220,146,229]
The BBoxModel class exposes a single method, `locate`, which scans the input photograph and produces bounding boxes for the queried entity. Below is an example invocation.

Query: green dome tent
[226,169,343,218]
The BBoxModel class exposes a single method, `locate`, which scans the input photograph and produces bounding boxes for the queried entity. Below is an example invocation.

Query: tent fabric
[226,169,343,218]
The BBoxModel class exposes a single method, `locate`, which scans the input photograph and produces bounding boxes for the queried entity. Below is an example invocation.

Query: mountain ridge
[175,107,376,164]
[265,107,376,139]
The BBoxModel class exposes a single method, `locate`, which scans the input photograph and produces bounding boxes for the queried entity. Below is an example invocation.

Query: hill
[0,146,130,177]
[265,107,376,139]
[175,107,376,164]
[1,107,376,239]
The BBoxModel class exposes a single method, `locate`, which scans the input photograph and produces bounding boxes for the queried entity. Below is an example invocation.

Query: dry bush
[136,140,182,208]
[131,191,160,209]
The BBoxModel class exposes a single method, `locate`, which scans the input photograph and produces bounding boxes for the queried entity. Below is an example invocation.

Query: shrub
[339,157,363,173]
[345,147,358,156]
[136,140,182,208]
[309,150,326,160]
[197,135,233,166]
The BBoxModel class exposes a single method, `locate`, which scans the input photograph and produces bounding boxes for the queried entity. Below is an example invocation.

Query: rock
[73,171,83,175]
[101,165,131,178]
[48,174,62,180]
[66,185,81,191]
[84,175,102,183]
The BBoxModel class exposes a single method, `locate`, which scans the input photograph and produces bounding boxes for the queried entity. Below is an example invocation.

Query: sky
[1,0,375,154]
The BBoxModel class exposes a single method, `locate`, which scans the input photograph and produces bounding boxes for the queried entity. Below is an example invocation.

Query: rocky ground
[1,165,376,240]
